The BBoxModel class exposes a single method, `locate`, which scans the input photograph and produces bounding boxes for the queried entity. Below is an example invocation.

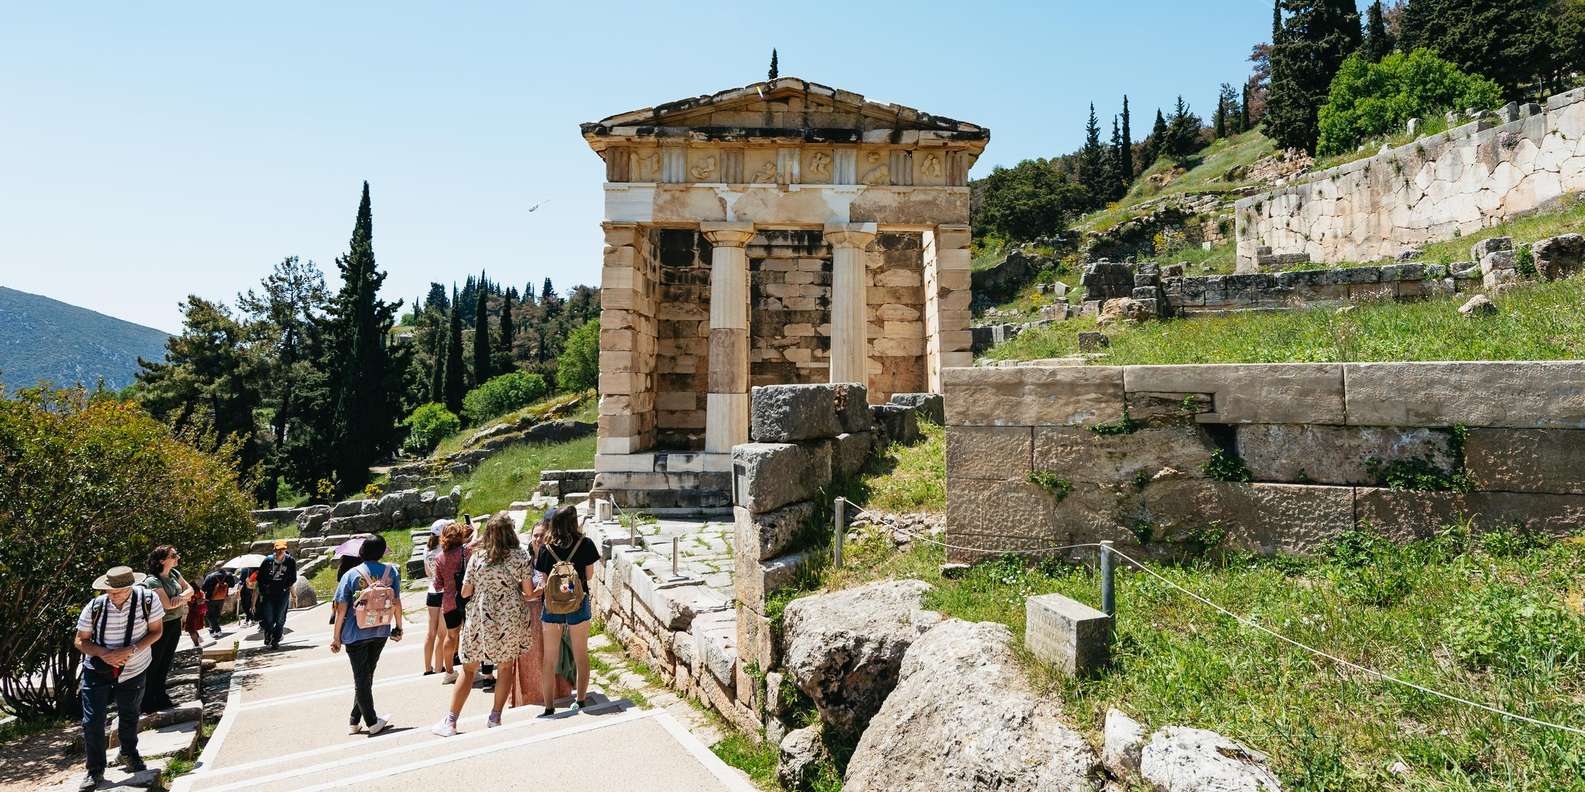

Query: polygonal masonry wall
[1236,87,1585,268]
[943,361,1585,563]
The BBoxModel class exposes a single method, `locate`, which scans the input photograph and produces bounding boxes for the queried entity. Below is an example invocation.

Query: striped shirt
[75,590,164,680]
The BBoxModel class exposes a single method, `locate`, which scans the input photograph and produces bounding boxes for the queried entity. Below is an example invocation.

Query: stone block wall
[598,222,660,457]
[1163,262,1481,315]
[943,362,1585,562]
[749,230,832,387]
[866,232,928,402]
[655,229,713,450]
[1236,88,1585,267]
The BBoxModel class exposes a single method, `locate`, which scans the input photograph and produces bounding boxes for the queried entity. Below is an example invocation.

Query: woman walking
[535,507,599,716]
[432,521,470,685]
[510,516,572,708]
[422,520,448,675]
[139,546,191,713]
[330,534,403,737]
[431,514,535,736]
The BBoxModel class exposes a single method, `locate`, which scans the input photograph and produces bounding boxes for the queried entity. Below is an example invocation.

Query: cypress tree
[1241,83,1252,131]
[1215,95,1228,138]
[1107,115,1126,201]
[1363,0,1393,61]
[1119,96,1134,180]
[495,291,515,374]
[1265,0,1362,153]
[472,275,491,386]
[443,304,465,414]
[768,49,779,80]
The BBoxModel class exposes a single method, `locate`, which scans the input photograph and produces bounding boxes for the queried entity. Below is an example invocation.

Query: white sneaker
[431,717,457,738]
[348,722,364,735]
[442,671,458,685]
[366,716,391,736]
[486,713,502,728]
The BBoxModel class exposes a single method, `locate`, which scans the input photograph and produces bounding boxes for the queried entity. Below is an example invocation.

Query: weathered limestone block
[1103,708,1146,780]
[1466,428,1585,494]
[777,726,826,792]
[831,431,873,478]
[889,392,944,424]
[843,620,1099,792]
[832,383,872,433]
[297,505,331,537]
[944,365,1125,427]
[1034,426,1219,485]
[1533,233,1585,279]
[734,549,813,607]
[732,442,832,514]
[734,502,816,561]
[1471,236,1513,261]
[1124,364,1345,424]
[1139,480,1355,555]
[750,384,842,442]
[781,579,943,738]
[1344,361,1585,428]
[946,426,1032,481]
[1024,593,1112,678]
[1140,727,1282,792]
[1356,488,1585,539]
[869,403,920,445]
[330,499,368,518]
[1236,424,1455,485]
[736,602,777,671]
[1077,331,1110,352]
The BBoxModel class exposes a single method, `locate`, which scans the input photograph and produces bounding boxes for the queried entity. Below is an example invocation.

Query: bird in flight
[528,199,552,213]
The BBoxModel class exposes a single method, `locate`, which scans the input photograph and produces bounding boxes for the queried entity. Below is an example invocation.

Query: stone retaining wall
[1162,261,1481,315]
[1236,88,1585,267]
[943,362,1585,562]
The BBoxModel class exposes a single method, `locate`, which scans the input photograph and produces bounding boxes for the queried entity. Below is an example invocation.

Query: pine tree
[1399,0,1556,100]
[1076,103,1108,207]
[1265,0,1363,153]
[768,49,779,80]
[472,275,491,386]
[443,303,465,415]
[321,181,405,494]
[494,291,515,374]
[1164,96,1204,158]
[1119,96,1134,180]
[237,256,328,506]
[1363,0,1393,61]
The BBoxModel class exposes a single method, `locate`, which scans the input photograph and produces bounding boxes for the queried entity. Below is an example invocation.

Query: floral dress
[459,548,536,665]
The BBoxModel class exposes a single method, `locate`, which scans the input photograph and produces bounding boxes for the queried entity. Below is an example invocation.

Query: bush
[461,372,548,425]
[402,402,460,454]
[1317,49,1502,156]
[0,387,255,716]
[557,318,599,394]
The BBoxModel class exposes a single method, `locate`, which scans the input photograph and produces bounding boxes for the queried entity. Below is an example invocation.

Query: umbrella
[225,553,266,570]
[333,537,366,558]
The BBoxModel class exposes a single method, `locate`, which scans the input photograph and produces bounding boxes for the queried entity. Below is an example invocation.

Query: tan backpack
[354,565,396,629]
[543,539,586,616]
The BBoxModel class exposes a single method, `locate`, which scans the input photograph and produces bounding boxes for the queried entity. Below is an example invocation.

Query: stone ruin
[582,77,986,509]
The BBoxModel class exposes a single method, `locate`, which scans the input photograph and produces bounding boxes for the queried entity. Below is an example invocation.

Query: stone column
[825,224,877,386]
[923,224,973,392]
[700,222,756,453]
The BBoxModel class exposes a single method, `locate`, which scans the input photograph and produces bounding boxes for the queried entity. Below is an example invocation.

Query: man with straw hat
[73,565,165,791]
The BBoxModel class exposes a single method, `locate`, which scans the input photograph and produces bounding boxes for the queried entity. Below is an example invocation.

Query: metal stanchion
[1100,540,1116,616]
[834,497,846,567]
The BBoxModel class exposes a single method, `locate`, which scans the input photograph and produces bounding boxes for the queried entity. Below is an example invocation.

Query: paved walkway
[172,590,754,792]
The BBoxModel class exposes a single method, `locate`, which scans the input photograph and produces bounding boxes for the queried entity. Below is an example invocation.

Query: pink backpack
[354,565,396,629]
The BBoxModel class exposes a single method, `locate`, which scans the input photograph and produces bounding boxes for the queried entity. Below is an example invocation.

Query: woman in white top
[422,520,447,676]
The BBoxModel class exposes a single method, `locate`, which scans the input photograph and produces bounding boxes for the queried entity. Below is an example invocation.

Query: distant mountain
[0,287,170,392]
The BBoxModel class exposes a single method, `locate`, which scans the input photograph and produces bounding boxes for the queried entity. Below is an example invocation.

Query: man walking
[74,566,164,791]
[198,563,235,639]
[255,540,297,649]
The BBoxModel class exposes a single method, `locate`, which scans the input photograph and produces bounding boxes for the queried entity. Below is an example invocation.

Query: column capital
[700,222,756,246]
[823,222,878,250]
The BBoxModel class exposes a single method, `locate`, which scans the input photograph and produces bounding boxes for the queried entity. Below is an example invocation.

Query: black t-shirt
[257,555,297,595]
[533,536,599,583]
[201,570,235,600]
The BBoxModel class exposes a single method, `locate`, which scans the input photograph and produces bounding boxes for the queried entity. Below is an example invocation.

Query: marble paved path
[172,591,755,792]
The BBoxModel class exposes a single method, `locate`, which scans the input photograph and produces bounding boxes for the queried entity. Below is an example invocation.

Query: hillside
[0,287,170,391]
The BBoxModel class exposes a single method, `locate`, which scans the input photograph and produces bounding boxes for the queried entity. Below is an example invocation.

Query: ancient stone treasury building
[584,78,987,508]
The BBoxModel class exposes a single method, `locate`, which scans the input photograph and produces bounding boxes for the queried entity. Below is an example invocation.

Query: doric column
[824,224,877,386]
[699,222,756,453]
[923,223,973,391]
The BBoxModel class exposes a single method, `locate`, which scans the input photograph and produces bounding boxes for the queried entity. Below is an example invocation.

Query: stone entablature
[587,78,984,508]
[943,361,1585,562]
[1236,87,1585,268]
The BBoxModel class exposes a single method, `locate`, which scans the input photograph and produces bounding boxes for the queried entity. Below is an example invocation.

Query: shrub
[1026,470,1072,501]
[557,318,599,394]
[461,371,548,425]
[402,402,460,454]
[0,387,255,716]
[1316,49,1502,156]
[1202,448,1253,482]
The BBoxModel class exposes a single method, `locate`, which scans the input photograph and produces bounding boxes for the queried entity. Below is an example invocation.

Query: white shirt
[76,591,164,679]
[425,548,441,594]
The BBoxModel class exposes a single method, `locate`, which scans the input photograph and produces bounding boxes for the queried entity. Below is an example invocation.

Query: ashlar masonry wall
[1236,88,1585,268]
[944,362,1585,562]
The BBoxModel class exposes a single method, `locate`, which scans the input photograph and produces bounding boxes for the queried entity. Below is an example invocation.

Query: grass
[446,433,597,517]
[1077,131,1277,235]
[794,490,1585,791]
[1137,238,1239,275]
[840,420,946,514]
[429,390,595,459]
[1311,114,1455,172]
[983,274,1585,364]
[712,732,781,790]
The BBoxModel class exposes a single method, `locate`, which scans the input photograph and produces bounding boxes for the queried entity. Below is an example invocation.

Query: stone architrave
[826,224,877,386]
[701,222,756,453]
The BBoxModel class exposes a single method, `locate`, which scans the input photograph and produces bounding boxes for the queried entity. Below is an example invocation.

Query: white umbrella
[225,553,267,570]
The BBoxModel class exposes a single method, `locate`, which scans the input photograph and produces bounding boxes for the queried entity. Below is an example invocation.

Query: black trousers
[140,621,182,713]
[346,637,388,727]
[205,601,223,634]
[81,669,145,775]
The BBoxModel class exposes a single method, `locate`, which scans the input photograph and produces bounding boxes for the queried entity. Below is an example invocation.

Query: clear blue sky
[1,1,1283,333]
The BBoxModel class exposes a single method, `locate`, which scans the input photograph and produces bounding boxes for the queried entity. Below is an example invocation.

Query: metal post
[671,538,680,580]
[834,497,846,567]
[1099,540,1116,617]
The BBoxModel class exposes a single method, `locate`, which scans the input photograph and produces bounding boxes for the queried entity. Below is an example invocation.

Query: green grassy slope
[0,286,171,390]
[1076,130,1277,235]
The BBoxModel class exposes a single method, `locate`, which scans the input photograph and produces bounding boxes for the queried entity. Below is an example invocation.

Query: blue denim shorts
[542,595,591,625]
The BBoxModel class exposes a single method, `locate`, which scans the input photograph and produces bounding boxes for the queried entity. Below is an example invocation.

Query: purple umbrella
[333,537,366,558]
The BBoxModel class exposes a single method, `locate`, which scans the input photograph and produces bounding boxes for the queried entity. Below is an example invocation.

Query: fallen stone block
[751,384,842,442]
[888,393,944,425]
[732,442,832,514]
[1140,726,1282,791]
[869,404,920,446]
[1025,592,1112,678]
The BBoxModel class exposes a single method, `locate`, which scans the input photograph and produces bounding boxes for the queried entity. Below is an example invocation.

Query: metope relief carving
[859,151,889,185]
[808,151,832,181]
[750,161,778,183]
[689,155,718,182]
[920,153,943,179]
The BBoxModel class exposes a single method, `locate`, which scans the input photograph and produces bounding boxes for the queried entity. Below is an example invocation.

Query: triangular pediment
[582,77,987,139]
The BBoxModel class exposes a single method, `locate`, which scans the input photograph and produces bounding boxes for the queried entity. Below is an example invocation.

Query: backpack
[354,564,397,629]
[543,539,586,616]
[87,590,153,677]
[209,576,230,602]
